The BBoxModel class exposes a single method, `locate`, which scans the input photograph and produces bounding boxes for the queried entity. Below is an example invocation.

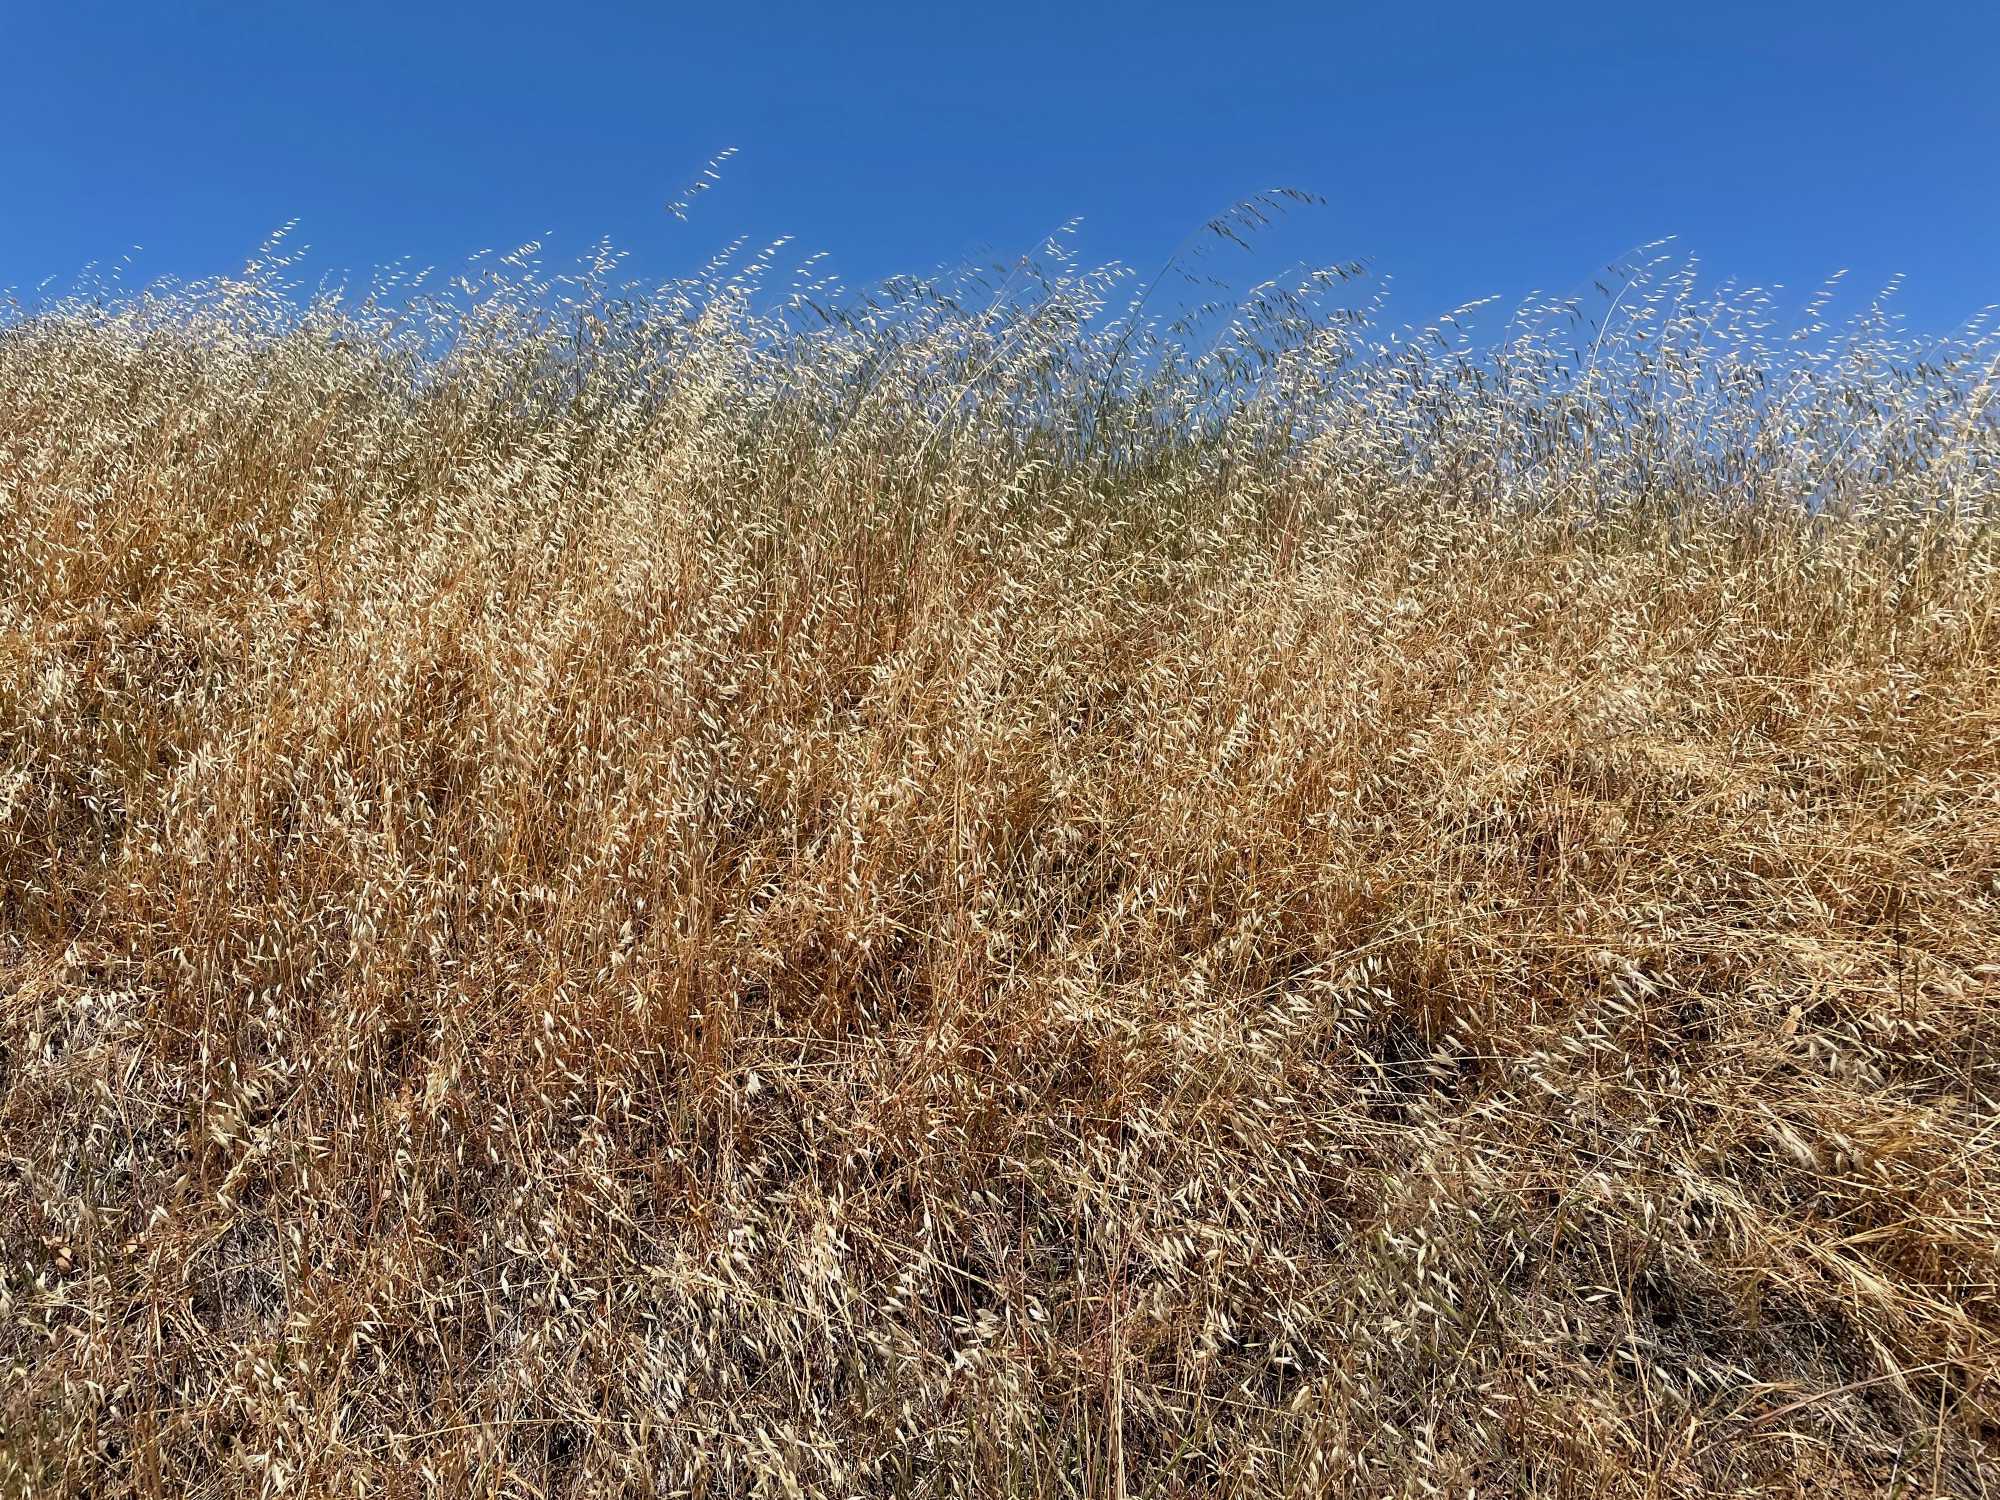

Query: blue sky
[5,1,1996,332]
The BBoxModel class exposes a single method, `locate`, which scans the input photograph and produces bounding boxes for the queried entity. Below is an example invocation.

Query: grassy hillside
[3,237,1999,1496]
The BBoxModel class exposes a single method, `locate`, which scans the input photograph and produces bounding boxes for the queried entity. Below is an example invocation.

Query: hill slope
[3,251,1998,1496]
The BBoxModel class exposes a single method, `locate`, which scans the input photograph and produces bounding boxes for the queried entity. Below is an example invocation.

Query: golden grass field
[3,228,1998,1496]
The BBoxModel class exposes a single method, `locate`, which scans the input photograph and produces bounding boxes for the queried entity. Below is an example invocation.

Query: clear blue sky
[6,1,1996,331]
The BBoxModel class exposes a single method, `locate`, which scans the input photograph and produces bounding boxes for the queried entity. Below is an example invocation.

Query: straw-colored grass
[3,229,1998,1497]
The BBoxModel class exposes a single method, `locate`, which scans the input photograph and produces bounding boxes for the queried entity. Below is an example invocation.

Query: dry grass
[3,229,1999,1497]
